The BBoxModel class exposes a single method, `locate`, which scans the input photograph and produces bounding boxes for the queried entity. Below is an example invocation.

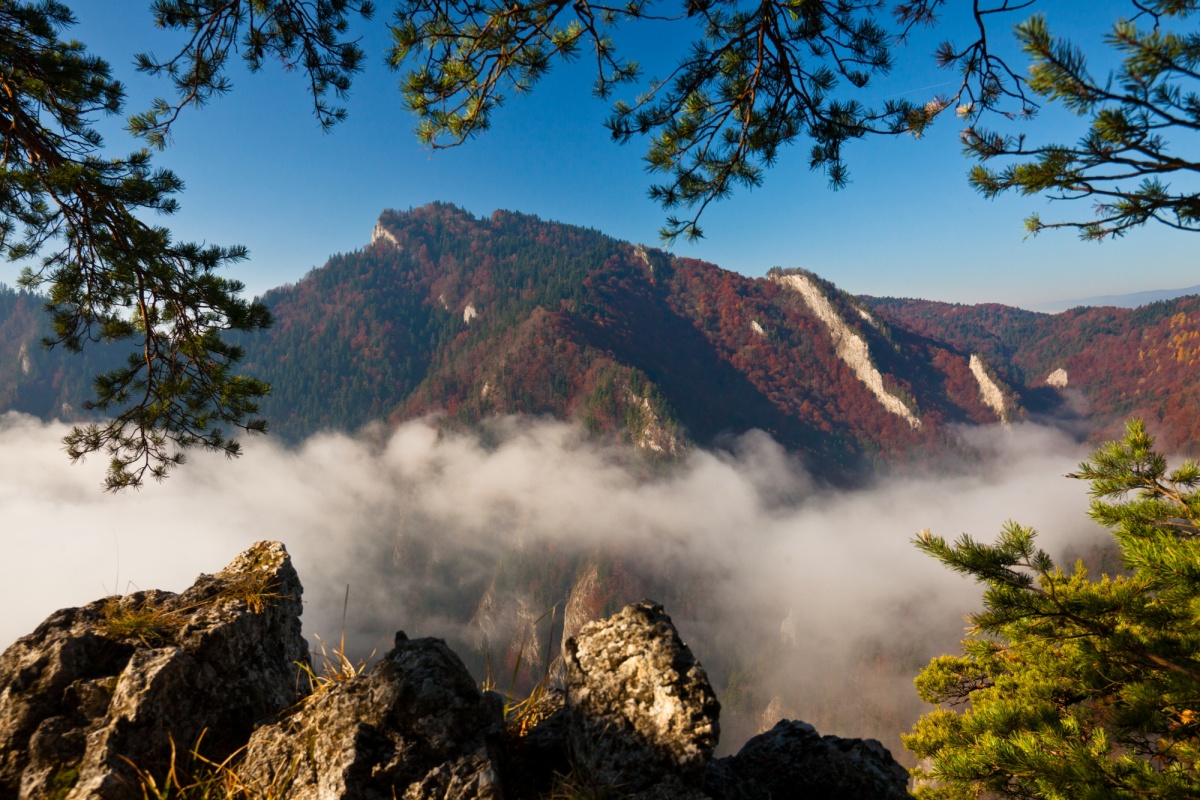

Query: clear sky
[21,1,1198,308]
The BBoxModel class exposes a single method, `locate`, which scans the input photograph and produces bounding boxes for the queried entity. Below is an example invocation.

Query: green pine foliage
[121,1,1194,244]
[0,1,270,488]
[966,2,1200,239]
[905,419,1200,799]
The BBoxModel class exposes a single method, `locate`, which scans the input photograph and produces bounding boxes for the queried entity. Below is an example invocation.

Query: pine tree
[0,1,270,488]
[7,1,1200,485]
[965,5,1200,240]
[116,2,1200,240]
[904,419,1200,799]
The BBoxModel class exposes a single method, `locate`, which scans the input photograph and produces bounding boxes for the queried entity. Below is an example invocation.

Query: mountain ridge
[3,202,1198,471]
[1033,284,1200,313]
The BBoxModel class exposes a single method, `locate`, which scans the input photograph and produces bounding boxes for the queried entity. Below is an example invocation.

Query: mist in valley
[0,412,1112,758]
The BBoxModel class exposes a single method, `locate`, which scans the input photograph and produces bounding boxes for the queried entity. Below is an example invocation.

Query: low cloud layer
[0,413,1108,755]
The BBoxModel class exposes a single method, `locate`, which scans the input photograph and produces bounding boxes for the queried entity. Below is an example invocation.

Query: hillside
[866,295,1200,450]
[238,204,1023,474]
[4,202,1199,467]
[6,204,1200,761]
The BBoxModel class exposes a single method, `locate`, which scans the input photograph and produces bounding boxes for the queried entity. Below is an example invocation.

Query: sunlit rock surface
[774,272,921,429]
[564,601,720,791]
[0,545,911,800]
[238,633,507,800]
[0,541,306,799]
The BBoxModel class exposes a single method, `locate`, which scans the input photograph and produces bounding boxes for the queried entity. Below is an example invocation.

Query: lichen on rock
[564,601,720,791]
[237,632,508,800]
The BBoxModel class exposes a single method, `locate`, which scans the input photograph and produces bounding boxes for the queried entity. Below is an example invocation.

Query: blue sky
[23,1,1198,308]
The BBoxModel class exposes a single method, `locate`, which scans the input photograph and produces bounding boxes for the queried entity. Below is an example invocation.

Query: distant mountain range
[4,203,1200,475]
[1034,285,1200,313]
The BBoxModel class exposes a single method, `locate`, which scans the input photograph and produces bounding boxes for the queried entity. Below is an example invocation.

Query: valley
[1,203,1193,763]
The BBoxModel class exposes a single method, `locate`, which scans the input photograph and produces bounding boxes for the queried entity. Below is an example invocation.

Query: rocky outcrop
[564,601,720,792]
[968,354,1012,423]
[372,219,401,248]
[238,632,507,800]
[773,272,921,429]
[625,390,683,456]
[706,720,911,800]
[1047,367,1069,388]
[0,545,911,800]
[0,541,306,799]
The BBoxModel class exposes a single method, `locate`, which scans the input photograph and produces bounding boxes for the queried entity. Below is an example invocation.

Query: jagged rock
[0,541,307,800]
[237,632,507,800]
[563,601,720,792]
[708,719,911,800]
[2,547,914,800]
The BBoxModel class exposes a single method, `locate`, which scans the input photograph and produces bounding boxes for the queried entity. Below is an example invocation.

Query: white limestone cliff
[634,244,653,273]
[1047,368,1069,388]
[625,388,681,455]
[371,221,400,249]
[969,354,1010,423]
[773,273,920,429]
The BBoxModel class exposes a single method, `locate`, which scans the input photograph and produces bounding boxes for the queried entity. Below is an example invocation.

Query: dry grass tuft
[95,597,185,647]
[483,603,562,739]
[121,732,296,800]
[95,569,285,646]
[296,633,375,698]
[215,572,285,615]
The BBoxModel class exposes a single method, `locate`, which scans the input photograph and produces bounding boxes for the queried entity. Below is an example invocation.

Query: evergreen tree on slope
[905,420,1200,799]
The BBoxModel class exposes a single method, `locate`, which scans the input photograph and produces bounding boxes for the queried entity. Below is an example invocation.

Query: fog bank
[0,413,1107,754]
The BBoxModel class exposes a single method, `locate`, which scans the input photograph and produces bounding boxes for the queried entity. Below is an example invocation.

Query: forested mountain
[237,203,1024,478]
[0,289,125,421]
[4,202,1199,474]
[866,295,1200,451]
[7,203,1200,759]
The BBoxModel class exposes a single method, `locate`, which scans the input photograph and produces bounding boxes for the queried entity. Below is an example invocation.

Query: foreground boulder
[237,632,507,800]
[706,720,911,800]
[0,541,307,799]
[563,601,720,794]
[0,543,910,799]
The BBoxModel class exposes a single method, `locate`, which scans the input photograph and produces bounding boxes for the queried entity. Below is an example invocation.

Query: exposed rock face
[564,601,720,792]
[238,632,507,800]
[969,354,1011,423]
[625,391,683,456]
[372,219,401,248]
[0,541,306,800]
[707,720,910,800]
[773,272,921,429]
[0,548,911,800]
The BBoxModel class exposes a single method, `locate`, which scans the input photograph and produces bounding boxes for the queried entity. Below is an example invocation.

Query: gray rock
[2,551,914,800]
[563,601,719,792]
[715,719,911,800]
[237,632,507,800]
[0,541,307,800]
